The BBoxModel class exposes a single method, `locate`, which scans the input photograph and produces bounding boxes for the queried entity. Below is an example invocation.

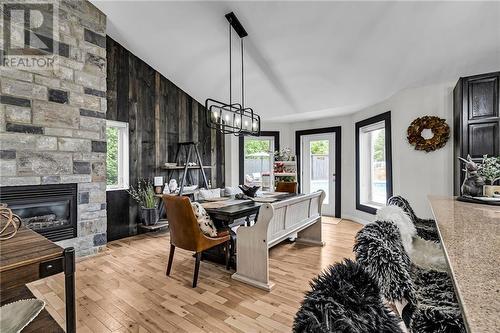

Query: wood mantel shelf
[428,196,500,333]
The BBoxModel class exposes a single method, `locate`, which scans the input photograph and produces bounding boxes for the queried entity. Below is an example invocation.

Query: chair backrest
[275,181,297,193]
[162,195,203,252]
[387,195,418,223]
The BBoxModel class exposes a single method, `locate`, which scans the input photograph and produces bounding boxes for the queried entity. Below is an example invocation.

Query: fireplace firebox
[0,184,77,241]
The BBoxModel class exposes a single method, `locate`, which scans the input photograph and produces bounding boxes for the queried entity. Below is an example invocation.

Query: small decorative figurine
[459,155,485,197]
[238,185,260,198]
[168,179,178,193]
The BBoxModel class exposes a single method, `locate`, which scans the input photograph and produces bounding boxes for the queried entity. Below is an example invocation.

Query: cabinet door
[462,73,500,161]
[468,76,498,120]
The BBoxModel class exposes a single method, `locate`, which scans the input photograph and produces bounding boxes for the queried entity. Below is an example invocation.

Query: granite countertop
[428,196,500,333]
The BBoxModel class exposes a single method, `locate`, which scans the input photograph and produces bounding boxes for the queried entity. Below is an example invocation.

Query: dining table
[199,192,298,267]
[201,192,298,227]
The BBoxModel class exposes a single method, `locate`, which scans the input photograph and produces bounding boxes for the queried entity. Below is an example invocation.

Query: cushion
[224,186,243,196]
[191,202,217,237]
[198,188,222,200]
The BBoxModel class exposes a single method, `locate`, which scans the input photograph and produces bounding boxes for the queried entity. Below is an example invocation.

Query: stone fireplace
[0,1,107,256]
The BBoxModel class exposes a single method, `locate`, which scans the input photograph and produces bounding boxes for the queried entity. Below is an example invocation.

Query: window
[106,120,129,191]
[355,111,392,214]
[239,131,279,191]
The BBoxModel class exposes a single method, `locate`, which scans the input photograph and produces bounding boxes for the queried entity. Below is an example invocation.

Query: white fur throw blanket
[377,206,447,272]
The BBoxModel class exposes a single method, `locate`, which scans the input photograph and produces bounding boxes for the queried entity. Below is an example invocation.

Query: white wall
[227,81,455,222]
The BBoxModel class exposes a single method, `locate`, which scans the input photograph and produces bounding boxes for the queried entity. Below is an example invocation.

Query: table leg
[64,248,76,333]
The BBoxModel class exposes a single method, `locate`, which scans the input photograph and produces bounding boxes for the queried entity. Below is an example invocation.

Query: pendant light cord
[229,22,232,108]
[241,38,244,109]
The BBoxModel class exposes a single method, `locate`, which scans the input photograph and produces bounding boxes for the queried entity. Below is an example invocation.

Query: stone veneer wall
[0,1,107,256]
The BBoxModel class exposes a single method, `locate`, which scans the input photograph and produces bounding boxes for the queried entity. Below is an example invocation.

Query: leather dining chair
[162,195,230,288]
[275,181,298,193]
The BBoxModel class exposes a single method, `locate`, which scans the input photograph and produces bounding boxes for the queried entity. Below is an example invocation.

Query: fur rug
[404,266,466,333]
[387,195,440,242]
[354,219,465,333]
[377,206,447,272]
[354,220,415,303]
[376,206,416,254]
[293,259,403,333]
[410,237,447,272]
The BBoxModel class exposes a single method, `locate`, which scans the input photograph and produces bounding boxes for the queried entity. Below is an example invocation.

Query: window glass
[359,124,386,206]
[309,140,329,203]
[106,126,119,186]
[106,121,129,191]
[243,137,274,191]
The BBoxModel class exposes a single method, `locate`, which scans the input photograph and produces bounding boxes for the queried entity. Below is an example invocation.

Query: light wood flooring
[29,219,362,333]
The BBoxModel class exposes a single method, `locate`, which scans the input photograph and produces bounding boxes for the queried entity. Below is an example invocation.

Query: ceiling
[92,1,500,122]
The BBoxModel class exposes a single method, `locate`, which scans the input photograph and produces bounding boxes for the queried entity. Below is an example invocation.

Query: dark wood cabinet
[453,71,500,194]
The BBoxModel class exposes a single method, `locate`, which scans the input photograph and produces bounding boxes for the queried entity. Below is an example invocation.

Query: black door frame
[295,126,342,218]
[239,131,280,185]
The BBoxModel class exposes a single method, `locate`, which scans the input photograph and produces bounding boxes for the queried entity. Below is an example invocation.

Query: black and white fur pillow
[191,202,218,237]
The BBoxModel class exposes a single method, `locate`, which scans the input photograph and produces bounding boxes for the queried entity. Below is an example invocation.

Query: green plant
[479,155,500,185]
[373,130,385,162]
[127,178,157,208]
[274,147,292,161]
[310,141,328,155]
[106,127,118,185]
[244,140,271,157]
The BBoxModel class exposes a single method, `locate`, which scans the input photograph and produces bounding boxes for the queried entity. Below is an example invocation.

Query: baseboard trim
[341,214,371,225]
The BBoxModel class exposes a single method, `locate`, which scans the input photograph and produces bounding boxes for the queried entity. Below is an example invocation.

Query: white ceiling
[92,1,500,122]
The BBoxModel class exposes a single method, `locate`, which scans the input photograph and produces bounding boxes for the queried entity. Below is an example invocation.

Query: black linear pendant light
[205,12,261,136]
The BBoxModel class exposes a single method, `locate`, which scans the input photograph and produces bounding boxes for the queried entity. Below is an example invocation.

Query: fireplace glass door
[11,199,72,231]
[0,184,77,241]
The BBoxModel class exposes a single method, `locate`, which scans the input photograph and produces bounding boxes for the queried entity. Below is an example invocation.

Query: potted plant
[479,155,500,197]
[127,178,159,225]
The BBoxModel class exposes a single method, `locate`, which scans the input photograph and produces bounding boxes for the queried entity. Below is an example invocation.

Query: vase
[483,185,500,197]
[141,207,159,225]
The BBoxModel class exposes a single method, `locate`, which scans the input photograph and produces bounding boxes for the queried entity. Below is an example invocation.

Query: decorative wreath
[407,116,450,152]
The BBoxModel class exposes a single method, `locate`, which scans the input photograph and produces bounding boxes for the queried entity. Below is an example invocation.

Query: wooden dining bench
[231,191,325,290]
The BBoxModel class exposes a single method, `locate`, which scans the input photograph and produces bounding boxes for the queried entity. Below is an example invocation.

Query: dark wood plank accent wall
[106,37,225,241]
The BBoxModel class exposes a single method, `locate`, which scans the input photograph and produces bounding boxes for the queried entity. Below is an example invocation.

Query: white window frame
[106,120,129,191]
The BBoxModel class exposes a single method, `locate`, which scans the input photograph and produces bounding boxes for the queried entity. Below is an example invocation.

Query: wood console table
[428,196,500,333]
[0,227,76,333]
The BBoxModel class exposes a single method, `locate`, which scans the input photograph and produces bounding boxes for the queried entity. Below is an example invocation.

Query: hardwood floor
[29,219,362,333]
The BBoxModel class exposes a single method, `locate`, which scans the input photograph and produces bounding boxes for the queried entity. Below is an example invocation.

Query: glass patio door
[301,133,335,216]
